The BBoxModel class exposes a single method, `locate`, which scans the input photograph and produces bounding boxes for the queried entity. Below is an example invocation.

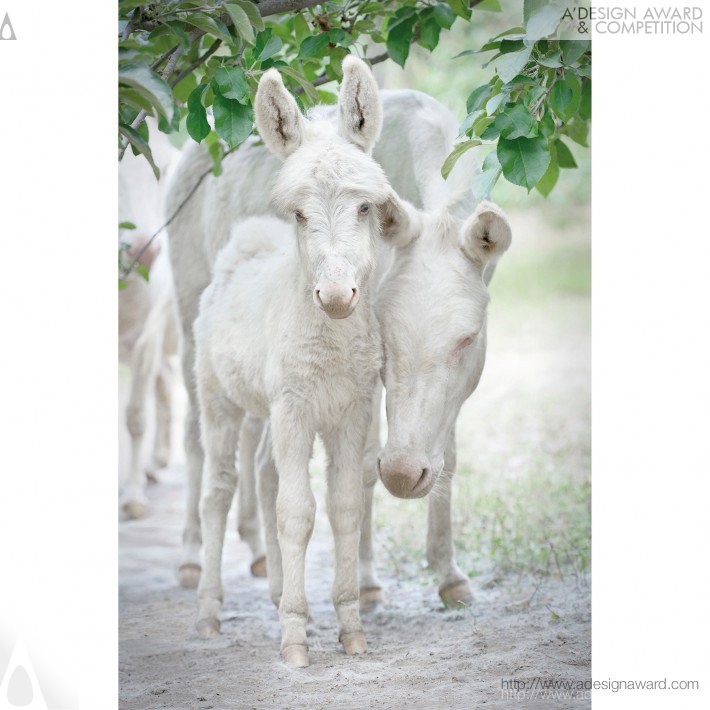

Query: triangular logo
[0,640,49,709]
[0,13,17,41]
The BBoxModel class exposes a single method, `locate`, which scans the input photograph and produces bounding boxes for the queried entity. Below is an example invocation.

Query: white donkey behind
[193,57,393,667]
[119,122,181,519]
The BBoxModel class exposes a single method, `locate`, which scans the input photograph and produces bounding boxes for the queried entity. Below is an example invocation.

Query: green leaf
[433,3,456,29]
[419,18,441,52]
[186,83,210,143]
[119,124,160,179]
[119,221,136,230]
[475,0,502,11]
[293,12,310,43]
[471,153,502,200]
[537,50,563,68]
[550,73,581,122]
[186,13,234,45]
[136,263,150,282]
[494,47,532,83]
[535,157,559,196]
[525,0,566,41]
[232,0,264,32]
[539,110,556,138]
[165,21,191,52]
[441,140,481,179]
[119,63,175,122]
[258,34,283,61]
[472,114,495,137]
[485,92,506,115]
[579,78,591,120]
[224,3,255,45]
[185,12,234,44]
[214,66,249,102]
[499,39,525,54]
[298,34,331,59]
[173,71,198,103]
[446,0,471,20]
[119,279,127,290]
[278,66,318,103]
[497,136,551,191]
[387,16,416,67]
[213,95,253,148]
[564,117,589,147]
[561,39,590,65]
[554,138,577,168]
[317,89,338,105]
[495,104,538,139]
[205,131,225,176]
[466,84,492,113]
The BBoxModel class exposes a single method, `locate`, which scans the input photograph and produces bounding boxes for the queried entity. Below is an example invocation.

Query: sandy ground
[119,208,591,709]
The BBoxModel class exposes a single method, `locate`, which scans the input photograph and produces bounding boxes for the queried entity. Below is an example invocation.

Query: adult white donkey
[192,57,392,667]
[372,196,511,605]
[165,54,509,604]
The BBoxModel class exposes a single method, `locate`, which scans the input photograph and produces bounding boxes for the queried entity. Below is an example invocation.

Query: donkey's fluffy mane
[270,120,390,216]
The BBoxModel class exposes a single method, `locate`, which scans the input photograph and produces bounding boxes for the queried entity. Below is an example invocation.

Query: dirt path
[119,463,590,710]
[119,207,591,708]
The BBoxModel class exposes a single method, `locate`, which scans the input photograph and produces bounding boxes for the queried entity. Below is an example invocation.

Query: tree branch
[170,38,222,88]
[257,0,323,17]
[119,44,186,160]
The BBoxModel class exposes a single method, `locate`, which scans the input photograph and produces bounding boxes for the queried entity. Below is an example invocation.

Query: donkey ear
[460,201,512,267]
[338,55,383,153]
[254,68,305,160]
[379,193,420,247]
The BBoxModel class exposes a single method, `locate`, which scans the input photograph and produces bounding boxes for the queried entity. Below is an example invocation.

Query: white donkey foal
[193,57,392,667]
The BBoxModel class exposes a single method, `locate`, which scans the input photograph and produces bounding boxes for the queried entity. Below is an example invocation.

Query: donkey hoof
[340,631,367,656]
[359,586,383,611]
[439,580,473,607]
[282,644,309,668]
[145,469,159,485]
[196,617,220,638]
[250,556,267,578]
[178,563,201,589]
[121,499,147,520]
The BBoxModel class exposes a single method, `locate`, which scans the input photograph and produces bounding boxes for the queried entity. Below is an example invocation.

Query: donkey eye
[358,203,370,216]
[294,210,306,223]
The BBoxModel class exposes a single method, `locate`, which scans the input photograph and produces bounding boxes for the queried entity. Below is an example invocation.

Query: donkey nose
[314,284,359,319]
[378,455,433,499]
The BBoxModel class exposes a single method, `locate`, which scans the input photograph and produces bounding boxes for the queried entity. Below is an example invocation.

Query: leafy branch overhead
[445,0,591,197]
[118,0,590,199]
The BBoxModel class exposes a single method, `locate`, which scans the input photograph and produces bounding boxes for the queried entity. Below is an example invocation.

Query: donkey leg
[149,358,173,477]
[121,325,162,519]
[237,414,266,577]
[271,403,315,668]
[359,384,383,610]
[324,403,369,656]
[196,397,243,637]
[178,338,205,589]
[426,433,472,606]
[256,424,282,607]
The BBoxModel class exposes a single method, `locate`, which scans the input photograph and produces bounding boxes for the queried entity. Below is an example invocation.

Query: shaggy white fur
[163,55,510,614]
[192,59,388,667]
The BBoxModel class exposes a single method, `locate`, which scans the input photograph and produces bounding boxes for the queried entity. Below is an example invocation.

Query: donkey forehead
[272,128,389,209]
